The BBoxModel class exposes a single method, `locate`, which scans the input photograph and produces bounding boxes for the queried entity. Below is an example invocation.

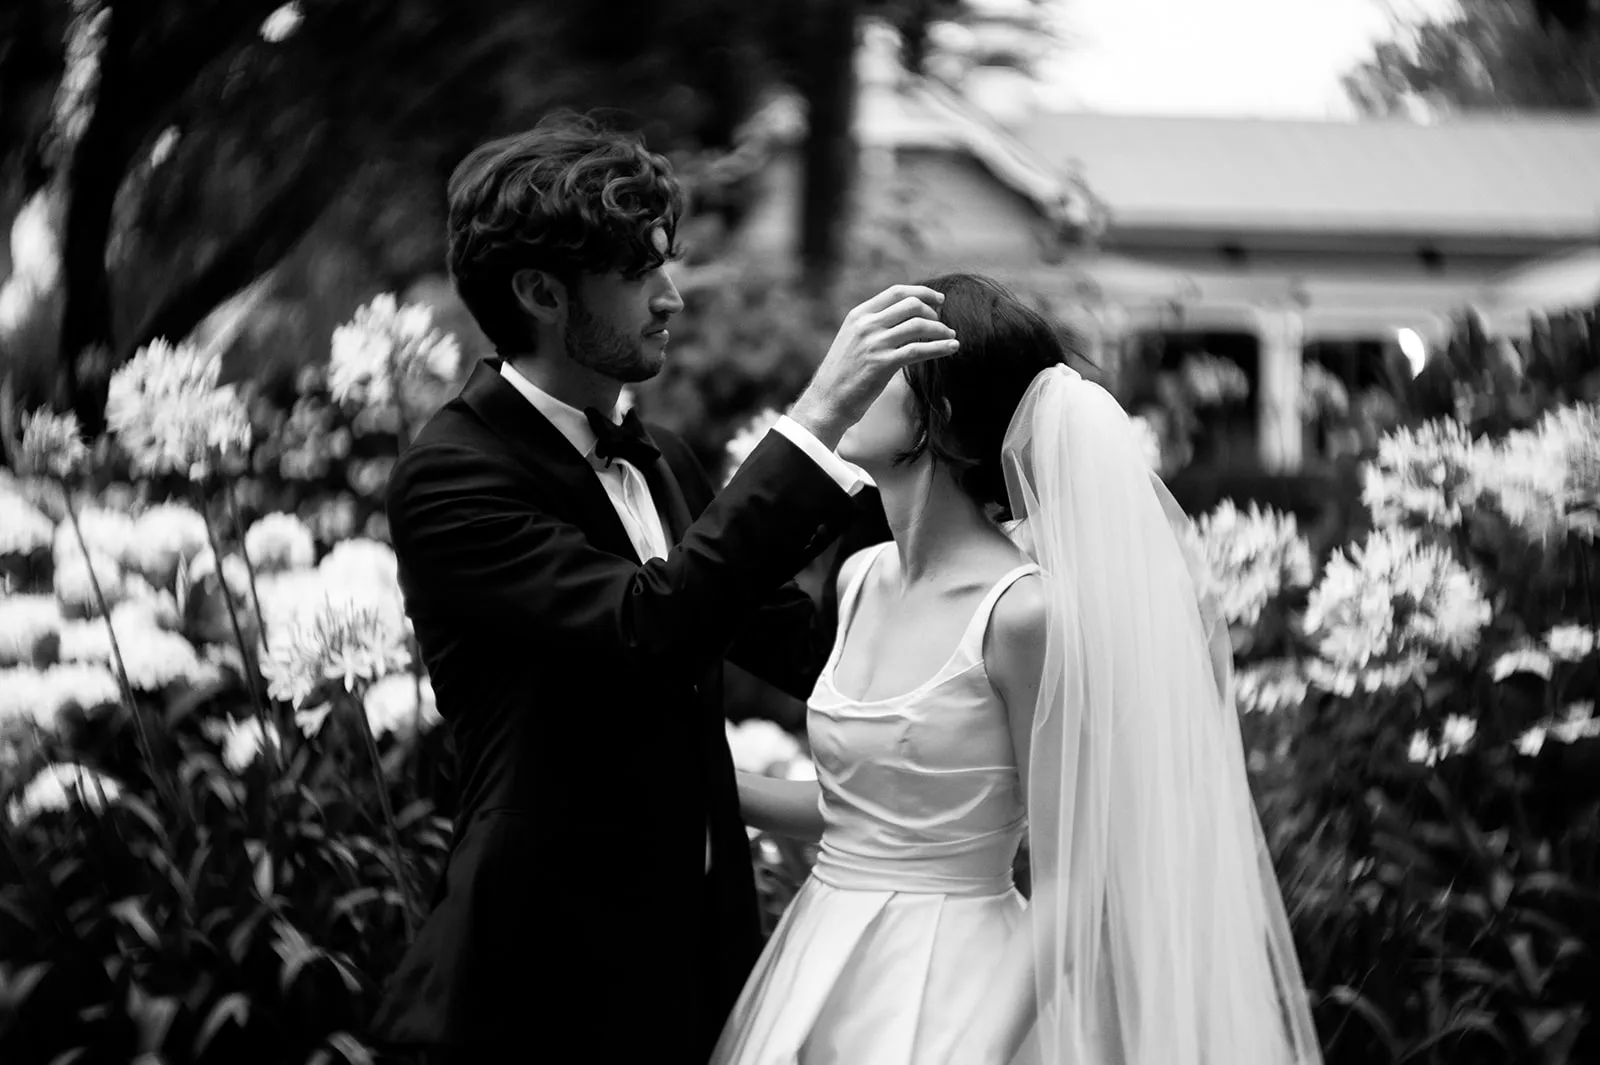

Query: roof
[1012,112,1600,240]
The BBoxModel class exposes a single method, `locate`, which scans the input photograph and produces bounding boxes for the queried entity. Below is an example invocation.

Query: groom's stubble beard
[564,294,662,384]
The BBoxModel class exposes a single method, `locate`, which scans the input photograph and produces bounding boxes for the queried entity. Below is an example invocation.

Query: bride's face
[838,370,920,469]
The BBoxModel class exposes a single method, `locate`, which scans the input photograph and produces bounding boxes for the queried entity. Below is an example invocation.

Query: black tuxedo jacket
[370,361,858,1062]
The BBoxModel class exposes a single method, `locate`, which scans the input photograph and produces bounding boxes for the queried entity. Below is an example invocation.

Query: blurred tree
[0,0,776,429]
[766,0,1056,292]
[0,0,1054,424]
[1343,0,1600,115]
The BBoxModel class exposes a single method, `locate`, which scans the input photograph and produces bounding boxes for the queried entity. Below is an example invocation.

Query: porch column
[1256,308,1304,472]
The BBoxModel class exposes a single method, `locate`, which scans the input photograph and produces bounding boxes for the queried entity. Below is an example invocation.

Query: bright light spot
[149,126,180,168]
[260,2,302,43]
[1397,328,1428,377]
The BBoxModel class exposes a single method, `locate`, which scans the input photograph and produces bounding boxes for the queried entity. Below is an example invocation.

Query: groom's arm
[388,428,856,689]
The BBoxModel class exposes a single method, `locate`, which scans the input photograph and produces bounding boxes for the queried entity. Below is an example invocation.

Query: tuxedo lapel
[638,428,694,546]
[456,360,640,562]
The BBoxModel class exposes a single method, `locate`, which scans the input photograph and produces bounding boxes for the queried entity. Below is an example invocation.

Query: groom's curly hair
[896,274,1086,519]
[446,111,685,352]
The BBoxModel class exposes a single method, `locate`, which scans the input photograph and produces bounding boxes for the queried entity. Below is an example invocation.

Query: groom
[369,112,958,1064]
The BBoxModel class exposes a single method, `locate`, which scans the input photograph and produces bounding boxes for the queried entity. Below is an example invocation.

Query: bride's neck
[875,464,995,585]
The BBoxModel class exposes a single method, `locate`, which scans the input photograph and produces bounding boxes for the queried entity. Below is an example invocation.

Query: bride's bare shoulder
[835,543,887,600]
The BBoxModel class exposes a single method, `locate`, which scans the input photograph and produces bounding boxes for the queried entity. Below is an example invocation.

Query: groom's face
[563,227,684,384]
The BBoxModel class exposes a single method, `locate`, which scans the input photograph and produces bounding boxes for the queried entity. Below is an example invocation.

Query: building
[735,23,1600,470]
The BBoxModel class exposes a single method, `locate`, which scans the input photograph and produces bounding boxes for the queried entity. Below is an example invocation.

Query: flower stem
[196,486,279,870]
[352,687,417,941]
[225,480,283,771]
[62,487,170,807]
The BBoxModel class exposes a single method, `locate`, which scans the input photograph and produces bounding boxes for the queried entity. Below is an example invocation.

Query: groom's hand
[789,284,959,449]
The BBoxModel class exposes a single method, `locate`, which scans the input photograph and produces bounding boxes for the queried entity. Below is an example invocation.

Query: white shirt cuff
[773,415,869,497]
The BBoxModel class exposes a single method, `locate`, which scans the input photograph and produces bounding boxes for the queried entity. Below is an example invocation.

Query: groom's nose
[652,271,685,317]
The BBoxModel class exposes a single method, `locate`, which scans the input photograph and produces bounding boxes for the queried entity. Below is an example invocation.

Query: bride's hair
[895,273,1082,518]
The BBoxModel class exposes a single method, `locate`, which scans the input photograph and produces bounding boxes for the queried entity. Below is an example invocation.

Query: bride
[711,274,1322,1065]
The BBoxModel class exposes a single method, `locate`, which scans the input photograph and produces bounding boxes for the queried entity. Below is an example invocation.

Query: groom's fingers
[893,337,962,366]
[881,315,956,348]
[856,284,946,318]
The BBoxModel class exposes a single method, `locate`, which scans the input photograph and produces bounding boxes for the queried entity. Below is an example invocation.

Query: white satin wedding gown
[712,542,1041,1065]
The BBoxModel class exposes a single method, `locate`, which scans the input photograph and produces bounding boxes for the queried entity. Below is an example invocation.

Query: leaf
[1324,984,1402,1061]
[226,904,273,965]
[249,843,274,900]
[193,992,250,1058]
[332,887,380,921]
[110,897,162,950]
[322,1032,375,1065]
[126,982,181,1053]
[166,674,235,727]
[393,799,432,831]
[114,792,170,840]
[1520,1006,1585,1049]
[0,892,38,932]
[0,962,52,1012]
[1396,1010,1509,1063]
[1506,933,1548,997]
[1516,871,1599,906]
[1440,957,1511,991]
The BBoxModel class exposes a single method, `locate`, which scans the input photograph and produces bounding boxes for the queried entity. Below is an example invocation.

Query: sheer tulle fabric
[1001,367,1321,1065]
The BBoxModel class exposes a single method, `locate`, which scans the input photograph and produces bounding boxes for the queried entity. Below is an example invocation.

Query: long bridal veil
[1002,366,1322,1065]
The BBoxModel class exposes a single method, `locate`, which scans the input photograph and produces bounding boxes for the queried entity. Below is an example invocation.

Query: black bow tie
[585,407,660,469]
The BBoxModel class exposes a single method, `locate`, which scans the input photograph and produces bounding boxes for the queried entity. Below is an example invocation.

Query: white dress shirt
[498,361,865,871]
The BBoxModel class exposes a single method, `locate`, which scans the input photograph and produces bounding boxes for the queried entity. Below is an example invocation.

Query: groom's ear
[510,268,567,326]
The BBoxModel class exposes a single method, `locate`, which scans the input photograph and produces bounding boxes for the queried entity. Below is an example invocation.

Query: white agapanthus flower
[245,511,317,573]
[316,538,406,629]
[127,502,210,584]
[1189,500,1314,629]
[1491,647,1554,682]
[1516,702,1600,756]
[56,610,213,692]
[1128,414,1163,471]
[53,506,137,570]
[1473,402,1600,544]
[185,547,252,601]
[206,716,280,772]
[318,536,399,588]
[1543,624,1597,663]
[1299,361,1351,423]
[723,408,784,487]
[725,718,803,775]
[1408,713,1478,767]
[1233,658,1310,715]
[105,339,253,480]
[259,2,303,42]
[0,663,122,730]
[0,595,63,667]
[260,596,412,711]
[363,672,442,739]
[0,493,55,557]
[328,294,463,413]
[6,762,122,824]
[1179,353,1251,407]
[53,549,133,614]
[1362,418,1481,530]
[15,409,89,481]
[1303,527,1492,696]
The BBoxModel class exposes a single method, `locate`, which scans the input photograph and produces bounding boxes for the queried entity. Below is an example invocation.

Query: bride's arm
[736,774,824,841]
[733,544,879,844]
[949,574,1052,1062]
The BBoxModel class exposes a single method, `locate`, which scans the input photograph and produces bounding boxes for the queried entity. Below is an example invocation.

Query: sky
[1031,0,1458,118]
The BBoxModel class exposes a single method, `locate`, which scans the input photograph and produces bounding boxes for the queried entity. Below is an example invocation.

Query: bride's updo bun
[895,273,1081,519]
